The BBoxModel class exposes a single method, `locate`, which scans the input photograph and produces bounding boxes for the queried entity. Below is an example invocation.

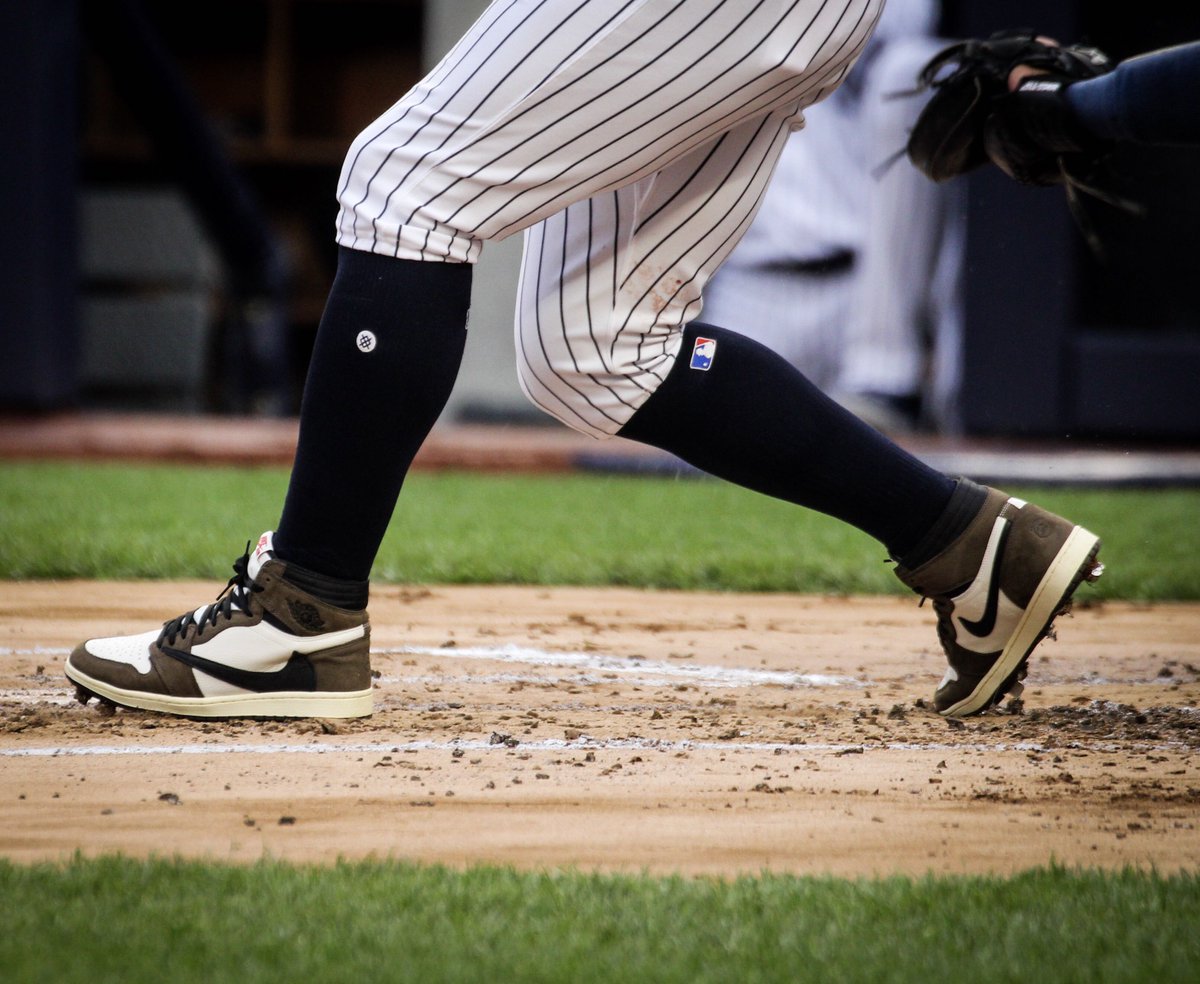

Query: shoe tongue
[247,531,276,581]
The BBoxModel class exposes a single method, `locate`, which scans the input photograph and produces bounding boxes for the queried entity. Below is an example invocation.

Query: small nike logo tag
[161,646,317,693]
[959,518,1010,639]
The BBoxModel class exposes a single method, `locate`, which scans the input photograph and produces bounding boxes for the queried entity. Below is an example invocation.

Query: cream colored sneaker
[895,483,1103,716]
[66,533,373,718]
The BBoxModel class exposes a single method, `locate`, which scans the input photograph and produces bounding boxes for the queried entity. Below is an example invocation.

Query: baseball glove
[905,31,1114,185]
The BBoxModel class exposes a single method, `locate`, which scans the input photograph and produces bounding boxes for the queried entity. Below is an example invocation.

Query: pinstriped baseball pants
[335,0,884,437]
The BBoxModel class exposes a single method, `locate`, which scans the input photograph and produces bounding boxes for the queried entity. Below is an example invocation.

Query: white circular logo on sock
[356,331,377,353]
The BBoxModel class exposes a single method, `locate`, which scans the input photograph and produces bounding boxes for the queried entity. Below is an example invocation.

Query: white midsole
[64,663,373,719]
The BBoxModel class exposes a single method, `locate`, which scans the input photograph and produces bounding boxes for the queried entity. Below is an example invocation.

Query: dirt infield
[2,581,1198,877]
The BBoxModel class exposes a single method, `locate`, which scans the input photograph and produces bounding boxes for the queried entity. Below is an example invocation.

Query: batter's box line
[376,644,860,689]
[3,736,1195,759]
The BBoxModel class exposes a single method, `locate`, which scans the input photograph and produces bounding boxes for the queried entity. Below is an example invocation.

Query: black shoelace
[156,545,264,647]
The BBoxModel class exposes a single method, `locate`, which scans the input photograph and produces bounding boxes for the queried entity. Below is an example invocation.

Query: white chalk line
[370,645,858,689]
[0,736,1124,759]
[5,731,1195,759]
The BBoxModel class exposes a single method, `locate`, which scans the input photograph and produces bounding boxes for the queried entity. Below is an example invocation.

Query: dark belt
[758,249,856,275]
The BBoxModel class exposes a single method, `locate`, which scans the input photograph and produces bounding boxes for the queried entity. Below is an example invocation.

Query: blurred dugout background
[1,0,1198,440]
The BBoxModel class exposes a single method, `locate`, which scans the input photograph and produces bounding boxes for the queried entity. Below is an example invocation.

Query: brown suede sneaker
[65,533,373,718]
[895,486,1103,717]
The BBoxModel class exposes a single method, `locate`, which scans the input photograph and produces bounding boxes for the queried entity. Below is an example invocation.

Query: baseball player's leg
[273,250,472,580]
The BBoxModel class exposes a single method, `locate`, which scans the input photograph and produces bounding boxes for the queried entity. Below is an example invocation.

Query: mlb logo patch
[690,336,716,371]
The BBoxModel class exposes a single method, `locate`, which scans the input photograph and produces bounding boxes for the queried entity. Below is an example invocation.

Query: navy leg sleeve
[619,323,958,559]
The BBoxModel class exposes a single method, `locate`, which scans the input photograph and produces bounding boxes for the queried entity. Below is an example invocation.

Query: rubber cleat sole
[64,662,373,720]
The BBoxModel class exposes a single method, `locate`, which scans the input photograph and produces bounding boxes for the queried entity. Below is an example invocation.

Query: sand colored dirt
[2,581,1198,877]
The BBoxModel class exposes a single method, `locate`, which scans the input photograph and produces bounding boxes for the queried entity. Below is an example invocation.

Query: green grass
[1,461,1197,598]
[1,858,1198,984]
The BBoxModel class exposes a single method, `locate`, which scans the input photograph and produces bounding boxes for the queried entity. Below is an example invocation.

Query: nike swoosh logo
[958,518,1011,639]
[161,646,316,693]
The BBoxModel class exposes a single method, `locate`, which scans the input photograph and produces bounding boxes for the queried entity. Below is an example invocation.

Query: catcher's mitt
[906,31,1113,185]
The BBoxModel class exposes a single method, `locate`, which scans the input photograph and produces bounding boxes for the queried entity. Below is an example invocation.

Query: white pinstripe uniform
[335,0,885,438]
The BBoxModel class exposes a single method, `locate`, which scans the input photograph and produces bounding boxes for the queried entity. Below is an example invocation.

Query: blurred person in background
[703,0,964,434]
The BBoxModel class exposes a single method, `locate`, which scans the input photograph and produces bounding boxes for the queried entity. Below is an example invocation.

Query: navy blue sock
[274,247,472,583]
[1067,41,1200,145]
[618,323,959,558]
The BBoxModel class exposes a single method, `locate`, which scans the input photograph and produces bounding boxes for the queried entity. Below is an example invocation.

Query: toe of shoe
[66,635,157,689]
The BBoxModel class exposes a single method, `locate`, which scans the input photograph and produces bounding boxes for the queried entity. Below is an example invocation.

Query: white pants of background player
[702,16,965,432]
[334,0,883,438]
